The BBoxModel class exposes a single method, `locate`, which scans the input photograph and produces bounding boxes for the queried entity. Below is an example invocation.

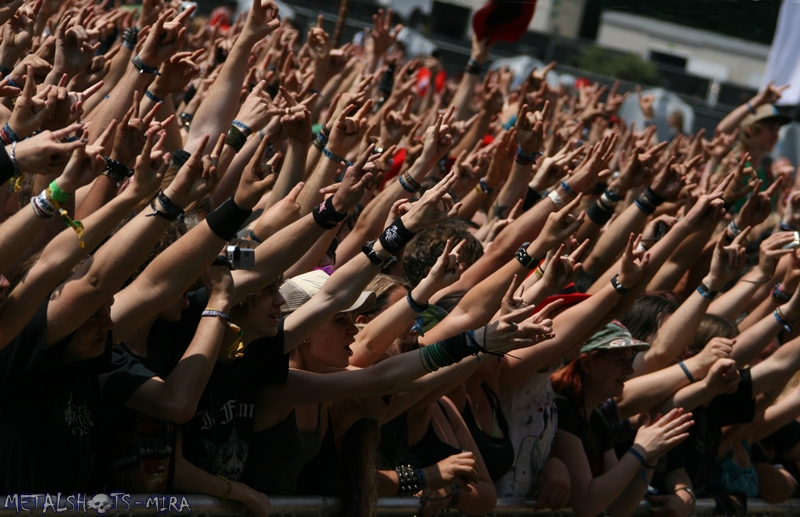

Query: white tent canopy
[618,88,694,142]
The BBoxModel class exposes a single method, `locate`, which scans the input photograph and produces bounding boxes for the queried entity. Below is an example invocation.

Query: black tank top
[295,424,339,496]
[240,406,324,494]
[407,402,462,468]
[462,384,514,482]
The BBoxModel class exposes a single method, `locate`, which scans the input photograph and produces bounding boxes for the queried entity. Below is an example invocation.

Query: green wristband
[48,180,71,204]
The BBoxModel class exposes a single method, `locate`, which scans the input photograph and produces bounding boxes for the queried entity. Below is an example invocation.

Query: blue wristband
[232,119,252,137]
[560,180,577,197]
[144,89,163,104]
[322,147,352,167]
[678,361,695,383]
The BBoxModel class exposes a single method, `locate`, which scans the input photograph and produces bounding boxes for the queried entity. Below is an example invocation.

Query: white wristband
[548,190,565,210]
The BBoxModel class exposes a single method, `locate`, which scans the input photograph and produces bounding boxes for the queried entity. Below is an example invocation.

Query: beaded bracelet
[772,284,792,304]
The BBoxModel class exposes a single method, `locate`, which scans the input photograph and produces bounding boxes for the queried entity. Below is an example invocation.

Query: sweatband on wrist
[312,195,347,230]
[587,199,614,225]
[379,216,416,255]
[205,196,252,240]
[226,125,247,153]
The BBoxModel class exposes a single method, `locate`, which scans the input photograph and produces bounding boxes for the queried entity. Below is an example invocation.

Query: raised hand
[751,231,796,283]
[751,81,790,108]
[1,2,38,63]
[400,170,461,232]
[326,100,373,157]
[685,337,734,382]
[8,65,50,139]
[681,173,731,229]
[368,8,402,61]
[705,228,749,290]
[380,96,415,147]
[737,179,776,229]
[538,194,585,250]
[475,305,554,354]
[418,109,455,166]
[51,12,100,81]
[162,133,220,208]
[420,239,466,294]
[0,0,23,27]
[540,240,589,291]
[242,0,280,42]
[58,122,117,192]
[632,408,694,462]
[568,132,616,194]
[151,49,204,96]
[516,101,549,154]
[111,92,163,167]
[329,144,377,213]
[722,154,755,205]
[138,7,194,67]
[10,123,84,176]
[617,233,650,289]
[234,136,281,209]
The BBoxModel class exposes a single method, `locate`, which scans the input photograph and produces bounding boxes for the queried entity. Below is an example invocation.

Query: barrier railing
[2,496,799,516]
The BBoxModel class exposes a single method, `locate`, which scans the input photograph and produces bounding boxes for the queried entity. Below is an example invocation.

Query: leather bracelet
[611,274,629,295]
[131,55,161,75]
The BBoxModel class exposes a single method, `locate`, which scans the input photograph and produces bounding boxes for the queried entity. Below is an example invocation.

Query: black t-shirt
[148,289,291,481]
[680,368,755,495]
[181,327,289,481]
[103,345,176,494]
[0,299,154,493]
[555,395,613,478]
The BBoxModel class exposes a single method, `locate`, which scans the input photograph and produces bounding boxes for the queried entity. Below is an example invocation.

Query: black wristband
[205,196,252,241]
[523,186,542,211]
[438,333,472,362]
[0,145,13,186]
[586,199,614,226]
[379,216,416,255]
[611,274,629,295]
[643,186,665,206]
[312,196,347,230]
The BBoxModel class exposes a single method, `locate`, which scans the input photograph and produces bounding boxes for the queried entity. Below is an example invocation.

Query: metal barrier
[2,496,800,516]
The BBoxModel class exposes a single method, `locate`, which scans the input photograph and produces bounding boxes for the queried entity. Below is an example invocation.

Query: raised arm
[0,128,165,349]
[184,0,280,154]
[112,136,278,342]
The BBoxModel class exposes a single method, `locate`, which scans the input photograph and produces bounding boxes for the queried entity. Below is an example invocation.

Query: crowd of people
[1,0,800,516]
